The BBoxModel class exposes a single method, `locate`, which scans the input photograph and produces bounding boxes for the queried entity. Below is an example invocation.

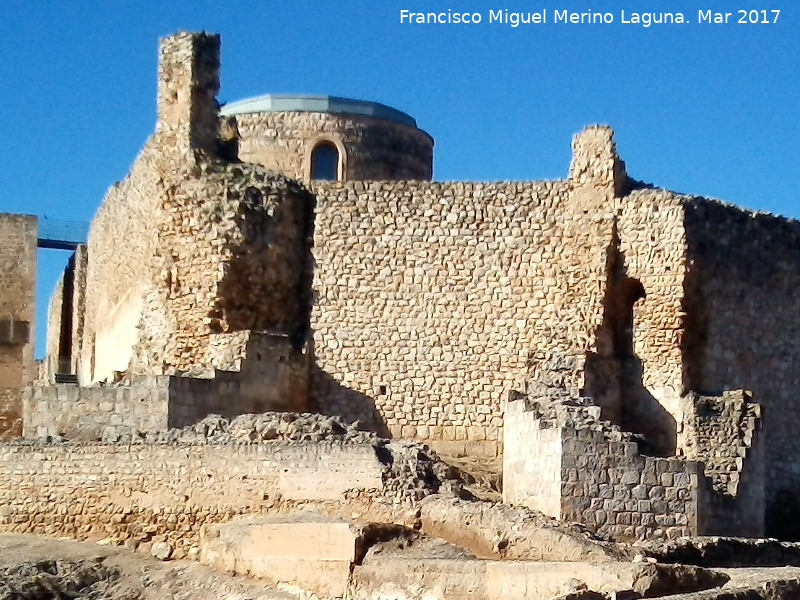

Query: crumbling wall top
[569,125,627,197]
[156,31,221,158]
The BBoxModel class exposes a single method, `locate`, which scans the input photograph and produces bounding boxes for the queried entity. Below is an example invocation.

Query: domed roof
[219,94,419,128]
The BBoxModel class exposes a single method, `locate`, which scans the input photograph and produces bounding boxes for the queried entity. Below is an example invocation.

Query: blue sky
[0,1,797,357]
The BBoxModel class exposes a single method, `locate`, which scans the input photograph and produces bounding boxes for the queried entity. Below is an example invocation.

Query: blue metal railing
[38,218,89,250]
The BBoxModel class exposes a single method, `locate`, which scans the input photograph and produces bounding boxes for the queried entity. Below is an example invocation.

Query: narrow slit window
[310,142,339,181]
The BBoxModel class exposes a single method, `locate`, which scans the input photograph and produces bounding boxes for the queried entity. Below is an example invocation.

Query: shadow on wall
[620,358,677,457]
[680,199,800,540]
[585,220,677,457]
[309,365,391,438]
[214,183,316,337]
[583,352,677,457]
[766,488,800,541]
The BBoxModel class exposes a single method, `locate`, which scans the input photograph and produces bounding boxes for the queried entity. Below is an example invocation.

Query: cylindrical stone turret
[220,94,433,182]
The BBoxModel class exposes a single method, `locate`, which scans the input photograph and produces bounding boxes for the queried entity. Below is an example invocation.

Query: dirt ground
[0,534,294,600]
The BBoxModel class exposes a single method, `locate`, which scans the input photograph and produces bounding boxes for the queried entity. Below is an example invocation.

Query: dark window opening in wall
[378,385,387,395]
[57,253,76,375]
[615,277,646,359]
[310,142,339,181]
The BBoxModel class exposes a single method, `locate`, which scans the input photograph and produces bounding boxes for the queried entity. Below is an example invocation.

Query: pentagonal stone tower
[220,94,433,182]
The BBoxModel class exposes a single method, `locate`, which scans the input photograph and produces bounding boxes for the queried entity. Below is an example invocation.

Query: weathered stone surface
[638,537,800,568]
[504,397,701,541]
[351,556,728,600]
[201,513,353,597]
[0,438,388,553]
[150,541,173,561]
[200,513,411,599]
[485,561,727,600]
[419,495,624,562]
[0,214,37,439]
[233,109,433,182]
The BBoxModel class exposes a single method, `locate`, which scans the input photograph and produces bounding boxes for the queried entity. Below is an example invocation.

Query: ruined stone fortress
[0,31,798,554]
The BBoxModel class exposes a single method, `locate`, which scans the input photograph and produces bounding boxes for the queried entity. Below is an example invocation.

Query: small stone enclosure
[2,30,799,541]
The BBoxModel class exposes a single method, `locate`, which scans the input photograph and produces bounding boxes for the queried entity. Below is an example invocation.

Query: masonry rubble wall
[74,33,315,415]
[71,245,88,376]
[233,110,434,182]
[0,440,384,554]
[16,28,800,548]
[40,248,84,382]
[24,335,307,441]
[681,199,800,538]
[45,273,64,372]
[23,376,172,440]
[613,189,688,454]
[0,214,37,438]
[503,398,699,540]
[683,390,765,537]
[308,126,625,448]
[82,138,161,385]
[561,427,700,540]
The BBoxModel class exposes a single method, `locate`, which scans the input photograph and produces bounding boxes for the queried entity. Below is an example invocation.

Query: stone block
[200,513,362,598]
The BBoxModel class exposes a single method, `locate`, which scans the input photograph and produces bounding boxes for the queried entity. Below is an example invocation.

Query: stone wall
[309,127,626,449]
[233,110,434,182]
[502,397,563,517]
[681,200,800,538]
[614,189,687,455]
[70,245,88,375]
[682,391,763,497]
[169,334,310,428]
[39,30,701,468]
[311,178,567,445]
[687,391,765,539]
[0,213,37,438]
[81,139,161,384]
[0,440,383,555]
[562,428,699,540]
[44,272,64,376]
[77,32,315,411]
[23,376,171,440]
[25,334,308,440]
[44,249,87,381]
[502,398,699,540]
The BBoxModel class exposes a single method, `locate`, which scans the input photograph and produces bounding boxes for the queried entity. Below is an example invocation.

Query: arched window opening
[310,142,339,181]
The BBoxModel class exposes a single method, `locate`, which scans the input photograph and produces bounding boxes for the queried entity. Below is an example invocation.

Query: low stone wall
[169,333,309,428]
[504,398,700,540]
[0,440,383,555]
[23,377,171,440]
[24,337,309,440]
[503,399,563,518]
[561,428,700,540]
